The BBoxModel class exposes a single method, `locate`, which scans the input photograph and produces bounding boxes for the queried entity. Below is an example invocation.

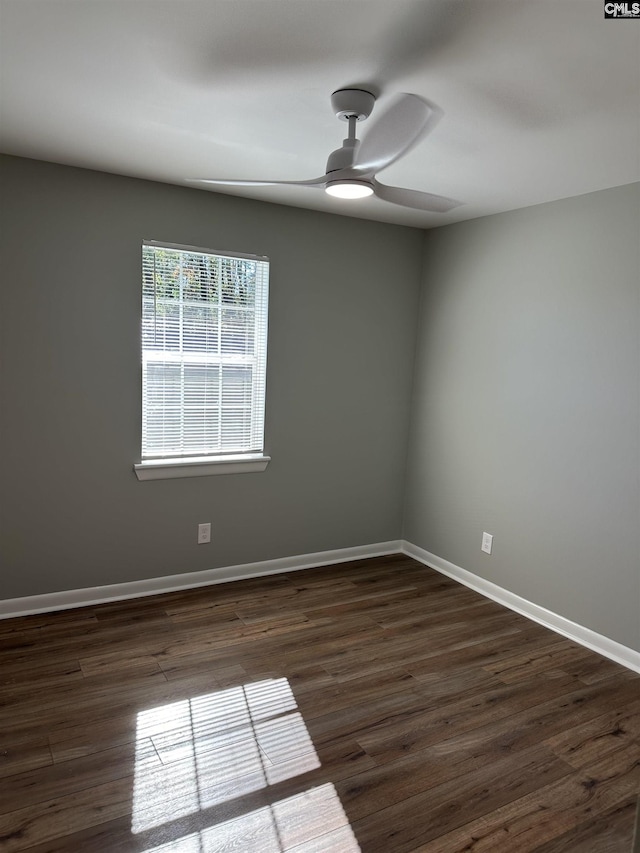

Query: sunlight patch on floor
[132,677,357,849]
[140,783,361,852]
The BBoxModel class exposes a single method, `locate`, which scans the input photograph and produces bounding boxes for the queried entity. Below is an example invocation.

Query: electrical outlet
[481,532,493,555]
[197,522,211,544]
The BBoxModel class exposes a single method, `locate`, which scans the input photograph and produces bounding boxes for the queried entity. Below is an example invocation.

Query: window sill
[134,454,271,481]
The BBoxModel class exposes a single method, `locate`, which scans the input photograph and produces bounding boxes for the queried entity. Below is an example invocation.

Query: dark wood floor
[0,554,638,852]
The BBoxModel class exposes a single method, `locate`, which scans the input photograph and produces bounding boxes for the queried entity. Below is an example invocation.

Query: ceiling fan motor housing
[326,138,361,174]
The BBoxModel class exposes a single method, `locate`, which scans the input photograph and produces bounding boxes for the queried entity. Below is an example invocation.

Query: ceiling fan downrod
[325,89,376,197]
[326,89,375,175]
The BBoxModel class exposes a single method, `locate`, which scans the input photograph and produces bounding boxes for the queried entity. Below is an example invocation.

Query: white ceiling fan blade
[373,179,461,213]
[353,94,443,175]
[188,175,328,188]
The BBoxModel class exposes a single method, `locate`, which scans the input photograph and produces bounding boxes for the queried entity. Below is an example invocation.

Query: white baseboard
[3,539,638,676]
[0,541,402,620]
[402,540,640,675]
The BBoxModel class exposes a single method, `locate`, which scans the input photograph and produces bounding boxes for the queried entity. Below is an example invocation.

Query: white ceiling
[1,0,639,228]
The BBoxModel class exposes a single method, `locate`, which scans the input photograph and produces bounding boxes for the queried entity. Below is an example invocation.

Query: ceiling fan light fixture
[325,180,374,199]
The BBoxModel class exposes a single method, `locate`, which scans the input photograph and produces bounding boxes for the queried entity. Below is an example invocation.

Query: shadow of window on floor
[132,678,361,852]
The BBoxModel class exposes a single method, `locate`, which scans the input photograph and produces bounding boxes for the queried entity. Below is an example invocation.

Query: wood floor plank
[0,777,135,852]
[175,614,384,674]
[78,655,165,679]
[234,583,365,624]
[0,624,177,678]
[0,655,83,686]
[411,746,640,853]
[294,667,421,721]
[320,623,524,682]
[47,672,238,762]
[0,609,98,638]
[152,612,366,662]
[354,672,589,762]
[11,815,146,853]
[0,664,170,725]
[544,701,640,768]
[0,669,180,745]
[482,639,594,683]
[337,728,573,824]
[155,651,251,685]
[370,597,503,633]
[564,653,638,685]
[358,676,640,767]
[0,737,52,779]
[298,585,423,622]
[407,662,506,704]
[403,627,560,680]
[0,660,84,703]
[0,555,637,852]
[0,739,159,816]
[406,685,640,772]
[349,744,571,853]
[528,796,638,853]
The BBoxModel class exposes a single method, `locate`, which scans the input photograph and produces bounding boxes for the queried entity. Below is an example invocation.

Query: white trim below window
[134,454,271,480]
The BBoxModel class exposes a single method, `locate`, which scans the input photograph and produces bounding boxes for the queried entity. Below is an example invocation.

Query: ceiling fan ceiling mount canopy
[331,88,376,122]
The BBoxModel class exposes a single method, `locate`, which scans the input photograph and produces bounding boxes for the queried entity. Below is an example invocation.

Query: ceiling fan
[191,89,461,213]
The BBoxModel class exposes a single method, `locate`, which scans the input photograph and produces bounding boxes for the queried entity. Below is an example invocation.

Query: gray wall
[0,155,423,598]
[404,183,640,651]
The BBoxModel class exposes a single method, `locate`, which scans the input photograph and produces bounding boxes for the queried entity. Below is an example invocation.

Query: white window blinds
[141,241,269,460]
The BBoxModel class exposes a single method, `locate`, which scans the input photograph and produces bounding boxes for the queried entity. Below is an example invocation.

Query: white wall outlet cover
[198,523,211,544]
[481,532,493,554]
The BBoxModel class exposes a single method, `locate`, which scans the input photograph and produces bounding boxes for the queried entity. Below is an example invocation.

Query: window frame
[134,240,270,481]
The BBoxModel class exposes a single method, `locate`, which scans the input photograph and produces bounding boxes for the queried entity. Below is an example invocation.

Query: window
[134,241,270,480]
